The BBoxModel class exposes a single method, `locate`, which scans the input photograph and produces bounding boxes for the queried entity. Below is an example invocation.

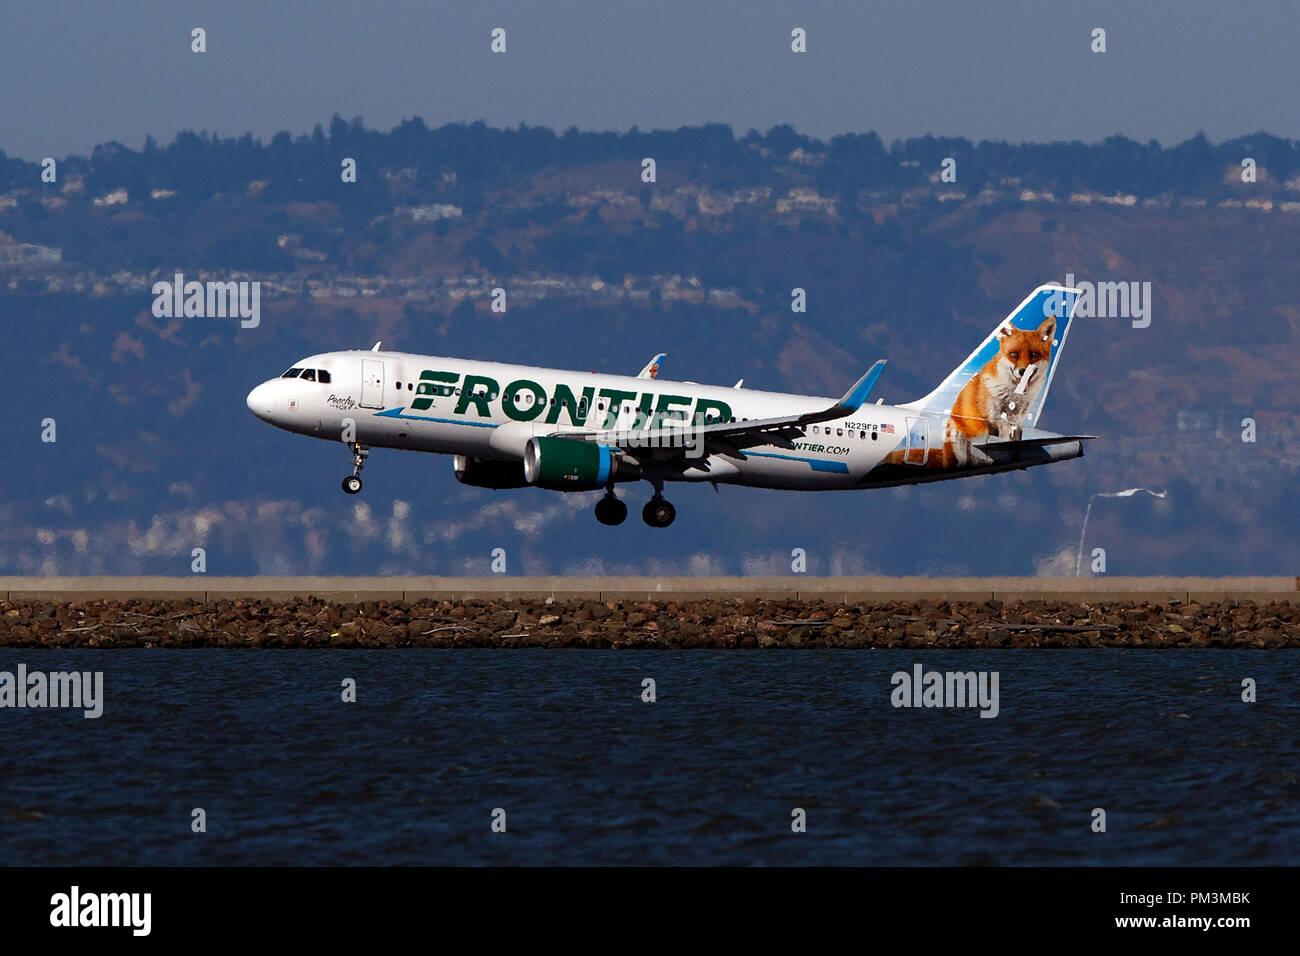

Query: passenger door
[904,417,928,465]
[360,359,384,408]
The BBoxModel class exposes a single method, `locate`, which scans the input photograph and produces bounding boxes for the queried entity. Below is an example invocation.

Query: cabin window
[300,369,316,382]
[837,428,843,437]
[395,380,402,389]
[281,368,303,378]
[318,370,331,384]
[871,432,878,441]
[407,382,412,390]
[860,431,866,440]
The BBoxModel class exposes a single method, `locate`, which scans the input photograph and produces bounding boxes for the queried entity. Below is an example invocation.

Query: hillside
[2,121,1297,575]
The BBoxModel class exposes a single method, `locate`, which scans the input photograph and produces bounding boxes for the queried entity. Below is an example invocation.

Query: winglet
[371,341,382,352]
[828,359,886,416]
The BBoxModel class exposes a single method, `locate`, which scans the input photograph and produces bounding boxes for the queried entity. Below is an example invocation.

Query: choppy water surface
[0,650,1295,865]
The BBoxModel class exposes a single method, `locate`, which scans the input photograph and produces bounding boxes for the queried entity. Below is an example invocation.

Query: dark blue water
[0,650,1295,865]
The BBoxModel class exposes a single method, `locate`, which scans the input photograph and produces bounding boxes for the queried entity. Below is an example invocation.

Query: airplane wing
[555,359,886,455]
[636,353,667,379]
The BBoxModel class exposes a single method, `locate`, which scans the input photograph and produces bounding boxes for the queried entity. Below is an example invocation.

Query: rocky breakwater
[0,597,1298,648]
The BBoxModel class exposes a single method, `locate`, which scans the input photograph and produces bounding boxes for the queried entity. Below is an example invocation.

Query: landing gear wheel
[595,494,628,526]
[341,442,369,494]
[642,497,676,528]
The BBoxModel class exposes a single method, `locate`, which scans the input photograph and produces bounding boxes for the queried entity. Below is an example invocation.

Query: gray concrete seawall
[0,576,1296,604]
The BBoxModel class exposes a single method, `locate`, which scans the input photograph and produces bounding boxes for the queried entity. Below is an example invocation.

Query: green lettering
[455,374,499,418]
[693,398,732,426]
[503,379,547,422]
[545,383,595,426]
[598,389,638,429]
[411,370,459,410]
[653,393,691,429]
[634,392,654,430]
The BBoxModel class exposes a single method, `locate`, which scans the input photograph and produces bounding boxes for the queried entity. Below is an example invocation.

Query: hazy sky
[3,0,1298,160]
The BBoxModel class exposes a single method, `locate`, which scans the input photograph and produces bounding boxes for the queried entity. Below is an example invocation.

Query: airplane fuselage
[246,349,1083,492]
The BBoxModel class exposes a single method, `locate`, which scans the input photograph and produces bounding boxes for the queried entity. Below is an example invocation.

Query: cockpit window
[281,368,303,378]
[300,369,316,382]
[318,369,331,384]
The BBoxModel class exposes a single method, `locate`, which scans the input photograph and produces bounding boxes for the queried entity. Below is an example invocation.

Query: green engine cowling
[523,436,642,491]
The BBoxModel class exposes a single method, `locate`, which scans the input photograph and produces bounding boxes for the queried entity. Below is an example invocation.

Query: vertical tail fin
[905,284,1079,432]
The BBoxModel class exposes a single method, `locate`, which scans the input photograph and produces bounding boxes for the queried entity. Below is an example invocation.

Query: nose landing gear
[341,443,368,494]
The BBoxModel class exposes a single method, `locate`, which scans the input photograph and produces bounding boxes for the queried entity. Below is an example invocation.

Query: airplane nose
[246,381,275,421]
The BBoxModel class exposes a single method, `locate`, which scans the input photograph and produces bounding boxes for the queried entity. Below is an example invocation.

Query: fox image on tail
[942,314,1056,466]
[880,285,1077,473]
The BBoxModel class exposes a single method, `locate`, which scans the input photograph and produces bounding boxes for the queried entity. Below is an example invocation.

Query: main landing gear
[341,442,368,494]
[594,492,628,526]
[633,470,676,528]
[592,494,676,530]
[593,489,676,528]
[642,497,676,528]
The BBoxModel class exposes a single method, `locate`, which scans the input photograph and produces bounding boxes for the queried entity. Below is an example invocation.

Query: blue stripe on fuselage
[374,407,497,428]
[746,451,850,474]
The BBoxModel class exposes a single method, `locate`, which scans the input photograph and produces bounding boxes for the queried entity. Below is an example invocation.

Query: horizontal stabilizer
[979,434,1095,465]
[983,434,1097,448]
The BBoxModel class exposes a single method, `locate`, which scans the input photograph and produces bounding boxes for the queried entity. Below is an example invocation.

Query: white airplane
[246,285,1090,527]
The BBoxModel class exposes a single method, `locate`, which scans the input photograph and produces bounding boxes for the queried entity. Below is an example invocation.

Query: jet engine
[452,455,530,489]
[522,437,642,491]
